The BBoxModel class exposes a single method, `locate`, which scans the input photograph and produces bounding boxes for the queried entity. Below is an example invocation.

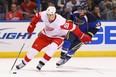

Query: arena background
[0,0,116,58]
[0,21,116,58]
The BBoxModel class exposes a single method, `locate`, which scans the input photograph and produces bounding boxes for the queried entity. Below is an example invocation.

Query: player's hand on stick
[27,24,36,35]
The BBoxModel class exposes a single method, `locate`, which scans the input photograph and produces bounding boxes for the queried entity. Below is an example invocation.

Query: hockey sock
[67,50,76,57]
[60,52,67,59]
[66,54,72,60]
[24,47,39,63]
[41,53,51,64]
[41,42,58,64]
[62,40,71,53]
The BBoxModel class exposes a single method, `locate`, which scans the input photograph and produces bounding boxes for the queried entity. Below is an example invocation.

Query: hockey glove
[27,24,36,35]
[60,21,92,44]
[79,33,92,44]
[72,26,92,44]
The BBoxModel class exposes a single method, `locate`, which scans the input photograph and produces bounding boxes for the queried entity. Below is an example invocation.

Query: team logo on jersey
[76,17,85,25]
[45,26,54,31]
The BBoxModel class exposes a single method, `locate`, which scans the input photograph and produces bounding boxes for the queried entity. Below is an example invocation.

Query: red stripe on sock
[43,54,51,61]
[24,55,31,62]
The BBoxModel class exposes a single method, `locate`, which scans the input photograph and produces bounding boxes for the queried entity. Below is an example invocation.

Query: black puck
[13,72,17,74]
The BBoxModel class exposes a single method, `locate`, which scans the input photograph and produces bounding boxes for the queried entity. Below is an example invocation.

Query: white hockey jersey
[30,11,91,44]
[36,11,68,38]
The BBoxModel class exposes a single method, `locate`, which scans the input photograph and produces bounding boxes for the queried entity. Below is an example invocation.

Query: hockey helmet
[46,6,56,14]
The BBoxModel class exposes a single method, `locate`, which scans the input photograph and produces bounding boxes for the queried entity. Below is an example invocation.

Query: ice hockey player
[16,6,92,70]
[56,5,101,66]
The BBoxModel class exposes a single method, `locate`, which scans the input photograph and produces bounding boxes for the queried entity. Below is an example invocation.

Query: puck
[13,72,17,74]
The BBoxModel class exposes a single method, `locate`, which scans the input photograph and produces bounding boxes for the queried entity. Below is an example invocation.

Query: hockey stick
[10,38,27,71]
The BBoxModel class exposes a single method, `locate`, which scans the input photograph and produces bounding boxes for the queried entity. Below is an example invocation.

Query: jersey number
[64,23,69,29]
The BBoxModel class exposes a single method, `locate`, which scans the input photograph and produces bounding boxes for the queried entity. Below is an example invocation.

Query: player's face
[47,14,55,21]
[78,10,86,17]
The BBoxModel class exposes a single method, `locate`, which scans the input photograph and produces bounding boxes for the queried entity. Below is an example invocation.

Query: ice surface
[0,57,116,77]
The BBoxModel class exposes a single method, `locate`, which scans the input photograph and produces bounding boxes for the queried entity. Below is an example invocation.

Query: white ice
[0,57,116,77]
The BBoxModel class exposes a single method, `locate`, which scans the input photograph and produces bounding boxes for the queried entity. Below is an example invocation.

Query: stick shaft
[10,39,27,71]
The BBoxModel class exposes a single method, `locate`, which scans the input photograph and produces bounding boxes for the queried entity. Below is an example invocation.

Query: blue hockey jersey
[73,11,101,34]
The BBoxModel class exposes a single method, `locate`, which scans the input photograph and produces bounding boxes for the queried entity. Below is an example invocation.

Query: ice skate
[56,58,68,66]
[36,61,45,70]
[16,60,26,69]
[56,51,68,66]
[56,54,71,66]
